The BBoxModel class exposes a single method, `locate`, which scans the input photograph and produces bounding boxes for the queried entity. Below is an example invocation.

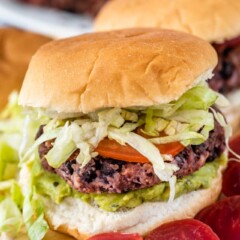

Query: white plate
[0,0,93,38]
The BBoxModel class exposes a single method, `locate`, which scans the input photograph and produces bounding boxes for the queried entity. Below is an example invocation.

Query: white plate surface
[0,0,93,38]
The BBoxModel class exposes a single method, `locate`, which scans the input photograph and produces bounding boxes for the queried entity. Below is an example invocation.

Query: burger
[19,0,109,16]
[18,28,228,239]
[0,27,51,110]
[0,28,71,239]
[94,0,240,132]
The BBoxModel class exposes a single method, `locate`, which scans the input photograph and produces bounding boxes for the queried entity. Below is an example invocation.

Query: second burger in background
[19,28,229,239]
[0,28,52,239]
[19,0,109,16]
[0,28,51,109]
[95,0,240,132]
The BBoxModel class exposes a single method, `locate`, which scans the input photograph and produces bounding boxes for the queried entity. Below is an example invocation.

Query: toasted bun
[95,0,240,43]
[0,28,51,110]
[19,28,217,114]
[19,163,224,240]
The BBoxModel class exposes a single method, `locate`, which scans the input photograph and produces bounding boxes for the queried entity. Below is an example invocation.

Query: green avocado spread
[34,154,227,212]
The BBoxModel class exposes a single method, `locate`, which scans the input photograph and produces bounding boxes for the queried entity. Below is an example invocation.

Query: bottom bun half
[19,164,225,240]
[47,173,222,239]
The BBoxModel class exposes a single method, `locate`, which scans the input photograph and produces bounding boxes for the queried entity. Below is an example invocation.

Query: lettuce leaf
[46,122,76,168]
[25,83,227,180]
[22,160,49,240]
[0,93,49,239]
[0,141,19,181]
[20,83,228,208]
[0,93,24,181]
[0,197,23,235]
[28,214,48,240]
[23,190,49,240]
[108,128,179,181]
[0,93,25,237]
[179,85,218,110]
[0,180,24,237]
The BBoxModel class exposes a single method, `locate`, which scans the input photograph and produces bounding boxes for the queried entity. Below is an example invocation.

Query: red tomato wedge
[222,161,240,196]
[195,196,240,240]
[95,139,184,163]
[145,219,219,240]
[88,232,143,240]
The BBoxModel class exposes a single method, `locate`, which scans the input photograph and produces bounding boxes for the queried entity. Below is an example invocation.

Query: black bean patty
[38,118,225,194]
[209,35,240,94]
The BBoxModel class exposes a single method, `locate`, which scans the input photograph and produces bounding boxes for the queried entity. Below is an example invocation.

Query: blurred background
[0,0,104,38]
[0,0,111,109]
[1,0,239,127]
[0,0,240,239]
[0,1,109,239]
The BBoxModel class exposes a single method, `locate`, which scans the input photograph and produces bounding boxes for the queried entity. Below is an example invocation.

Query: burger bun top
[19,28,217,114]
[95,0,240,43]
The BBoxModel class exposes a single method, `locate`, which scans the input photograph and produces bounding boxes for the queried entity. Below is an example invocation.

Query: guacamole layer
[34,154,226,212]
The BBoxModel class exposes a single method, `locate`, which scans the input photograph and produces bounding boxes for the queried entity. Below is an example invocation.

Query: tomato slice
[195,196,240,240]
[222,161,240,196]
[145,219,219,240]
[88,232,143,240]
[95,139,184,163]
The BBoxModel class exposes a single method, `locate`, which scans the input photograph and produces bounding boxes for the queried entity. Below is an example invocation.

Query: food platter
[0,0,93,38]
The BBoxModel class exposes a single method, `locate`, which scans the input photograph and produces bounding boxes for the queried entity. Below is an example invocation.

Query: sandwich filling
[38,119,225,194]
[210,35,240,93]
[21,82,229,212]
[34,154,226,212]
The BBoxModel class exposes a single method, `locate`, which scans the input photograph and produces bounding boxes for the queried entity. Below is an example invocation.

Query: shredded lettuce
[22,83,228,183]
[11,181,24,209]
[0,180,24,237]
[46,122,76,168]
[0,93,24,181]
[215,92,230,107]
[149,131,205,145]
[0,93,25,237]
[28,214,48,240]
[179,85,218,110]
[18,82,230,220]
[23,190,49,240]
[1,82,229,240]
[0,92,22,119]
[19,114,49,163]
[0,197,23,235]
[22,159,49,240]
[210,107,240,163]
[0,142,19,181]
[210,107,232,138]
[0,93,49,239]
[168,175,177,203]
[141,86,219,143]
[19,126,50,240]
[144,109,157,136]
[118,121,144,133]
[121,109,138,122]
[108,128,178,181]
